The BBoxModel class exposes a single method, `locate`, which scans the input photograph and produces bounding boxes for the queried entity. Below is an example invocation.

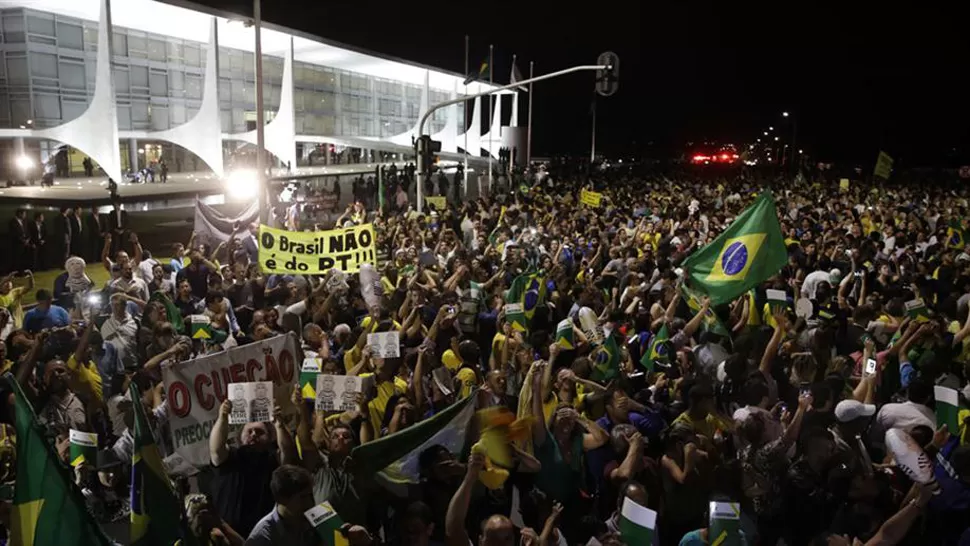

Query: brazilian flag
[6,373,114,546]
[130,383,189,546]
[463,59,490,85]
[505,271,546,332]
[947,221,966,249]
[683,192,787,306]
[681,284,730,338]
[591,334,621,382]
[640,325,670,372]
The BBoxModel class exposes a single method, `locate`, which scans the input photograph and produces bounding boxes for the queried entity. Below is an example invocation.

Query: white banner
[162,333,300,467]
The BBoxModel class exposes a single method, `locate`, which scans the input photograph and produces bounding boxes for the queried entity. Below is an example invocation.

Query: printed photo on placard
[228,382,248,425]
[367,331,401,358]
[228,381,275,424]
[315,374,366,412]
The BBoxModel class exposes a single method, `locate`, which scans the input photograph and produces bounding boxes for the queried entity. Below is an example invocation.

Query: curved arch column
[228,37,297,170]
[37,0,122,184]
[149,17,224,178]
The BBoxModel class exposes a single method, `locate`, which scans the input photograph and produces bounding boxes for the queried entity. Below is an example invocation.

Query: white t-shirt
[876,401,934,433]
[801,270,832,300]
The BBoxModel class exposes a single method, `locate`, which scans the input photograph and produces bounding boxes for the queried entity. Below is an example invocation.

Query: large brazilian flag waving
[6,374,114,546]
[683,192,787,306]
[130,383,190,546]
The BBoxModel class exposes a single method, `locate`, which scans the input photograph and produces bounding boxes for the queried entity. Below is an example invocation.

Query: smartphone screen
[865,358,877,376]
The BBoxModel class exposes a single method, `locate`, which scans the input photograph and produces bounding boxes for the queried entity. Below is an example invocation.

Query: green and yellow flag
[130,383,186,546]
[6,374,113,546]
[591,334,621,382]
[681,284,730,337]
[640,325,670,372]
[947,220,966,249]
[463,59,490,85]
[505,271,546,332]
[683,192,787,306]
[555,319,576,349]
[874,150,893,180]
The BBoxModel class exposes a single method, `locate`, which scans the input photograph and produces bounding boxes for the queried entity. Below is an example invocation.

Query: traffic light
[416,135,441,174]
[596,51,620,97]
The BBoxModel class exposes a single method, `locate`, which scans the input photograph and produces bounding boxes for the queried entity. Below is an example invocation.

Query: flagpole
[509,53,516,174]
[590,95,597,164]
[526,61,533,167]
[463,35,469,197]
[488,44,493,192]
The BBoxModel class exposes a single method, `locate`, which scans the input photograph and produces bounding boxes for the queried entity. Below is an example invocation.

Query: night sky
[192,0,968,166]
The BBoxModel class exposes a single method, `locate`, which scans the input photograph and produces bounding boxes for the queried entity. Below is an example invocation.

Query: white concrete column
[129,138,138,172]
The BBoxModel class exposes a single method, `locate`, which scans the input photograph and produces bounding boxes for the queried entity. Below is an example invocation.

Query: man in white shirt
[801,269,841,300]
[109,262,149,304]
[876,381,935,433]
[101,293,140,369]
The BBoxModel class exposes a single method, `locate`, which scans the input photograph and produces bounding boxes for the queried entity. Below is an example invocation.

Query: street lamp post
[781,111,797,175]
[254,0,267,223]
[414,63,612,211]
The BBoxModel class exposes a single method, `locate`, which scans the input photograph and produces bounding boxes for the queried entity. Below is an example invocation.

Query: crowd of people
[0,164,968,546]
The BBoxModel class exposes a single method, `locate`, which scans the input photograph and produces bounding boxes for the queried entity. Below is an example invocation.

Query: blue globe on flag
[721,241,749,276]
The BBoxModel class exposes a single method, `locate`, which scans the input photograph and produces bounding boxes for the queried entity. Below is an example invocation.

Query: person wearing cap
[831,399,877,471]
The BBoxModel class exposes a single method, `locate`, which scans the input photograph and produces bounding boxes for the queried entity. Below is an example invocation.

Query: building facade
[0,0,518,181]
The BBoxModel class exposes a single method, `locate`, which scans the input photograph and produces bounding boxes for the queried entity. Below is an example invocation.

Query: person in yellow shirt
[451,340,483,399]
[357,356,408,438]
[671,383,732,442]
[0,270,33,330]
[66,323,103,404]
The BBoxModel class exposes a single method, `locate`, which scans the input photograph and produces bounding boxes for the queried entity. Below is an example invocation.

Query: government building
[0,0,522,183]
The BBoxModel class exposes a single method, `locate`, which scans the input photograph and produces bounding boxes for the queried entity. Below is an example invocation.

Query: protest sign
[708,501,742,546]
[556,319,575,349]
[905,299,929,322]
[301,358,321,401]
[258,223,376,275]
[227,381,275,425]
[580,188,602,207]
[874,151,893,180]
[505,303,526,332]
[935,385,960,433]
[766,289,788,312]
[315,375,367,413]
[368,332,400,358]
[162,333,299,466]
[189,314,212,340]
[305,501,349,546]
[426,196,447,210]
[69,430,97,467]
